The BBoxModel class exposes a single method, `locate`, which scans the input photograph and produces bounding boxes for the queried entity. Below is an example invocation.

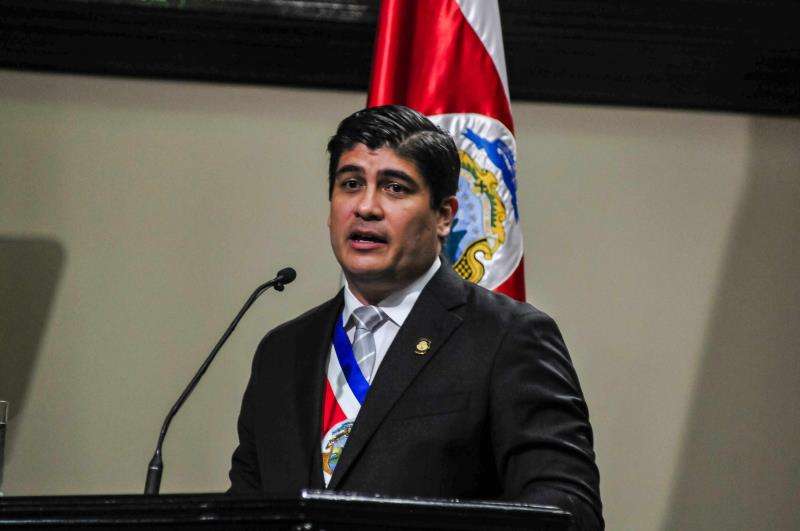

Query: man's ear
[326,196,332,228]
[436,196,459,238]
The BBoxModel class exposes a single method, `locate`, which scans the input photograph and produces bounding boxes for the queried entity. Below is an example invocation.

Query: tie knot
[352,305,385,332]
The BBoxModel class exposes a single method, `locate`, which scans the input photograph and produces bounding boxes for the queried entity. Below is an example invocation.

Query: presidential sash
[320,315,369,485]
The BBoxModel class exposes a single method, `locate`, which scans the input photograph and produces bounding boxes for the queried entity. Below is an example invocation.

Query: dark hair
[327,105,460,208]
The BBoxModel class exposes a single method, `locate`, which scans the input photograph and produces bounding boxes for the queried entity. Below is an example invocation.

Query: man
[229,105,603,529]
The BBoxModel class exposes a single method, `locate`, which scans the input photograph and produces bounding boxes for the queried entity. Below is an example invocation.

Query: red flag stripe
[368,0,514,133]
[321,380,347,436]
[494,257,526,300]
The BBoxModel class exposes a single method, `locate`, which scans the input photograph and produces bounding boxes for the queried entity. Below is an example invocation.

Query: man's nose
[355,186,383,220]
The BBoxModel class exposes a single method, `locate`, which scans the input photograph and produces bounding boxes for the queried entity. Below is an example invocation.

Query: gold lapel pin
[414,338,432,356]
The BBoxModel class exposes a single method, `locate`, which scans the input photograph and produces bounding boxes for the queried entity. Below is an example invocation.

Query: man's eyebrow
[378,169,417,185]
[335,164,364,177]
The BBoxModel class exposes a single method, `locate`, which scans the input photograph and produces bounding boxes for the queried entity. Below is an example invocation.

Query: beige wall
[1,69,798,530]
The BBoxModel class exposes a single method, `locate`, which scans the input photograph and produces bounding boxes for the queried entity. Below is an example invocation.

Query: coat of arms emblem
[431,113,523,290]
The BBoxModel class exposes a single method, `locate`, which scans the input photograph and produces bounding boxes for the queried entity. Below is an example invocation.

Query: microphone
[144,267,297,495]
[272,267,296,291]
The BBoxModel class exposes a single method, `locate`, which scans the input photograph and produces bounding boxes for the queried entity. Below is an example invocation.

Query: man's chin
[339,254,397,281]
[342,264,392,282]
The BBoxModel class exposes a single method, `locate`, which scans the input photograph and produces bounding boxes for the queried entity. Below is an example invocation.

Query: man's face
[328,143,456,302]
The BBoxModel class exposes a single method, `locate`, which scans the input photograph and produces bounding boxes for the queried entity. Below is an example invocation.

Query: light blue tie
[351,306,385,383]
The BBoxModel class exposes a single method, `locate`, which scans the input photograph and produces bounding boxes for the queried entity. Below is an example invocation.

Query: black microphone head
[276,267,297,285]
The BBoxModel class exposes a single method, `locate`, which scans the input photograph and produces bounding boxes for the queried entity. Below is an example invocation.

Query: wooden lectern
[0,489,571,530]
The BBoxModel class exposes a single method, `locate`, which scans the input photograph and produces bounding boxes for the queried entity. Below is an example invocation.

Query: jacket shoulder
[459,277,554,327]
[255,291,342,350]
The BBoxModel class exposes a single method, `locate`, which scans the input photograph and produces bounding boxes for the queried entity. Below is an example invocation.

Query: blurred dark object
[0,238,65,464]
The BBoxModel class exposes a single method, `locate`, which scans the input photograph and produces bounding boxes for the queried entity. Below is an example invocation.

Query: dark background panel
[0,0,798,115]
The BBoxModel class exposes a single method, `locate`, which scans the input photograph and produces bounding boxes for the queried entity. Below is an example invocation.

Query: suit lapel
[291,291,342,490]
[328,266,468,489]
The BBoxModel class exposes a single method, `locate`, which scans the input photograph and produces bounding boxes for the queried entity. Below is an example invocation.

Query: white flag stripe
[454,0,510,100]
[326,344,362,419]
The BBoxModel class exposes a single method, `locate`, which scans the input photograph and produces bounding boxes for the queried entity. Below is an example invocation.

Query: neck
[344,257,439,306]
[346,279,405,306]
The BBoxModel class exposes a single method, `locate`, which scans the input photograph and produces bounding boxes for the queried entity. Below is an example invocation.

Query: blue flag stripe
[332,315,370,405]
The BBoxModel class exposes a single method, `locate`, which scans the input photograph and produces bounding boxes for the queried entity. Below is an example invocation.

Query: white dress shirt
[338,257,441,383]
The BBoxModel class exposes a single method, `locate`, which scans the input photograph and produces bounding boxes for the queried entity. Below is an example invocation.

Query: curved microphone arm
[144,267,296,495]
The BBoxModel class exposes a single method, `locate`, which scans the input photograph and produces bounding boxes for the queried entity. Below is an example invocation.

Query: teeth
[352,234,383,243]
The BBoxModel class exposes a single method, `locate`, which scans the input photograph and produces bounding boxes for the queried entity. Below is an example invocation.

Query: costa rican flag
[368,0,526,301]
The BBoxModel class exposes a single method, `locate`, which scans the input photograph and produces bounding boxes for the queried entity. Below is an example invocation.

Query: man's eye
[385,182,407,194]
[341,179,361,190]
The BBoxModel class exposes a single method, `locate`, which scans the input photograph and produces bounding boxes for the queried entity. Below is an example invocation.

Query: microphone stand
[144,268,296,495]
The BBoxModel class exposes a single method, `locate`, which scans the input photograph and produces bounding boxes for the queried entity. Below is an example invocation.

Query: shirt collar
[342,256,441,328]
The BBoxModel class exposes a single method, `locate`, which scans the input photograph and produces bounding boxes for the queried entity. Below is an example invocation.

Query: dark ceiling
[1,0,797,115]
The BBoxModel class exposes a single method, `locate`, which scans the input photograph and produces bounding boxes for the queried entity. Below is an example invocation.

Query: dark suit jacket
[229,265,603,529]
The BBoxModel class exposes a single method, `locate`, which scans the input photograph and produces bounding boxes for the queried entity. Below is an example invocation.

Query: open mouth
[349,230,388,246]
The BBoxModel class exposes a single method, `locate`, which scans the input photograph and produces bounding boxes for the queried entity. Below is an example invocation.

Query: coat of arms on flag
[432,113,521,291]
